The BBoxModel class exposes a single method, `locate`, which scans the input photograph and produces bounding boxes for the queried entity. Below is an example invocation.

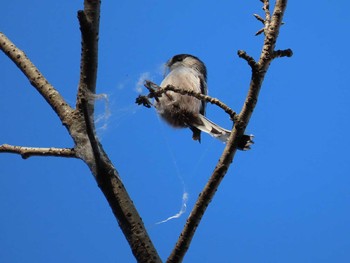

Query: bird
[154,54,253,150]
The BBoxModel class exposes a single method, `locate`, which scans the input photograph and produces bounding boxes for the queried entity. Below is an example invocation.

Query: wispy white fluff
[135,72,151,93]
[156,191,189,224]
[93,93,111,132]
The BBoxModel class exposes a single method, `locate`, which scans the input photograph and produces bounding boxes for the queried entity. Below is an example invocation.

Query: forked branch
[0,1,161,262]
[167,0,291,262]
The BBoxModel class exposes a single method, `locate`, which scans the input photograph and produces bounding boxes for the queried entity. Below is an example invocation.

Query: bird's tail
[195,115,231,142]
[195,115,254,150]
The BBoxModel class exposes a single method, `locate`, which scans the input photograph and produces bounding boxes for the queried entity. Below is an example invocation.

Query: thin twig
[0,144,77,159]
[141,81,237,120]
[237,50,258,70]
[255,28,265,36]
[253,13,265,24]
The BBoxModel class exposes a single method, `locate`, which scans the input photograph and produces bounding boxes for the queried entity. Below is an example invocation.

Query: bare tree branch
[1,1,162,261]
[167,0,291,262]
[77,0,100,99]
[0,33,74,127]
[139,80,237,120]
[0,144,77,159]
[71,1,162,262]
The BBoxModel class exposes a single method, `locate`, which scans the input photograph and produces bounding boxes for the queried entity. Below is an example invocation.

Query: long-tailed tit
[155,54,253,150]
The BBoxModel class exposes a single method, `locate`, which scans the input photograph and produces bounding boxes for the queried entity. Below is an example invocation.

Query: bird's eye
[172,54,187,63]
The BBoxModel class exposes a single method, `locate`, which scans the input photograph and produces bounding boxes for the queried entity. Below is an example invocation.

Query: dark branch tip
[135,95,152,108]
[77,10,91,32]
[253,14,265,24]
[273,48,293,58]
[255,28,265,36]
[237,50,246,57]
[144,80,159,91]
[284,48,293,57]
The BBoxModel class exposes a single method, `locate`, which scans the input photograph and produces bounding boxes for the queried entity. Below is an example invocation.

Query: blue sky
[1,1,350,262]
